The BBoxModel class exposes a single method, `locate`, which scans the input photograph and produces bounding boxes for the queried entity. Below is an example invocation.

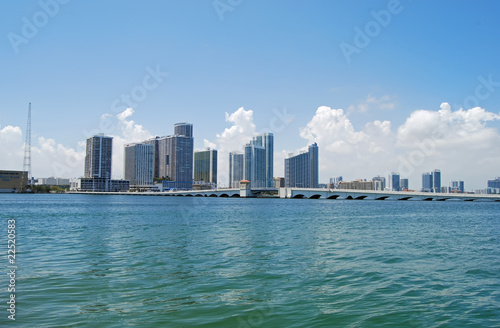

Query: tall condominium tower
[244,142,266,188]
[144,136,161,178]
[243,133,274,188]
[432,169,441,193]
[150,123,194,189]
[124,143,155,186]
[84,134,113,179]
[389,172,401,191]
[422,169,441,193]
[229,152,244,188]
[194,149,217,184]
[422,172,433,192]
[284,142,319,188]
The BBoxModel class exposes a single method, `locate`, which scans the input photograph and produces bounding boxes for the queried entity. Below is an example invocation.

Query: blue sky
[1,0,500,189]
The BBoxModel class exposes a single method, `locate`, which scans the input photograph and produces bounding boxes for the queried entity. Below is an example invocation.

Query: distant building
[422,169,441,193]
[372,176,386,191]
[339,179,374,191]
[144,136,161,178]
[80,178,129,192]
[69,178,81,191]
[284,143,319,188]
[229,152,244,188]
[85,134,112,180]
[450,180,465,193]
[244,141,266,188]
[194,149,217,185]
[329,176,343,189]
[243,133,274,188]
[0,170,27,193]
[152,123,194,190]
[81,134,129,192]
[400,178,409,191]
[124,143,155,187]
[487,177,500,189]
[36,177,70,186]
[389,172,400,191]
[422,172,433,192]
[432,169,441,193]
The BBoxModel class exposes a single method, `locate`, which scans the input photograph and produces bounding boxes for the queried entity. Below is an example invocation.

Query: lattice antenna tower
[23,103,32,184]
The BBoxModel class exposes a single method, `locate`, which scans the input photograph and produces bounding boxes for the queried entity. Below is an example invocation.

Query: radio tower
[23,103,32,185]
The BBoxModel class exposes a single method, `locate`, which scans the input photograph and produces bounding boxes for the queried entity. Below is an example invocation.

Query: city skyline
[1,1,500,190]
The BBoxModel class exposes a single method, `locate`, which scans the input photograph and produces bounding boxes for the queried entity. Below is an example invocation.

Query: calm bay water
[1,194,499,327]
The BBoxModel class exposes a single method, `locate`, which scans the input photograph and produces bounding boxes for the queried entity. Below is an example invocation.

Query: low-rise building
[0,170,27,193]
[338,179,374,191]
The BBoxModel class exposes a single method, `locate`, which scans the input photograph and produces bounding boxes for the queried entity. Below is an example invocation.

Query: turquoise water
[1,194,499,327]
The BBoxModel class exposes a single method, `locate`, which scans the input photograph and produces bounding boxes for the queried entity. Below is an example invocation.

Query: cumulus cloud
[298,103,500,190]
[299,106,395,180]
[205,107,257,187]
[0,108,152,179]
[0,125,24,170]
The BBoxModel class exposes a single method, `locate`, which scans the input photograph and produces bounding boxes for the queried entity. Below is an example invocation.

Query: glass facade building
[390,172,400,191]
[84,134,112,179]
[145,123,194,190]
[194,149,217,184]
[284,143,319,188]
[124,143,155,186]
[400,178,409,191]
[229,152,244,188]
[242,133,273,188]
[422,169,441,192]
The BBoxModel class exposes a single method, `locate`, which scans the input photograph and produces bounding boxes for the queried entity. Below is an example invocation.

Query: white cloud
[0,125,24,170]
[0,108,152,180]
[298,103,500,190]
[205,107,257,187]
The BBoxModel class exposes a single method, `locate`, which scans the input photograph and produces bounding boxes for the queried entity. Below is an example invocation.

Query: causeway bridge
[70,187,500,201]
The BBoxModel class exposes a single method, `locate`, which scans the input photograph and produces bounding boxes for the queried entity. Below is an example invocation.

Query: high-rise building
[244,142,266,188]
[194,149,217,184]
[422,172,433,192]
[422,169,441,192]
[144,136,161,178]
[242,133,274,188]
[84,134,112,179]
[262,133,274,188]
[284,143,319,188]
[389,172,400,191]
[400,178,409,191]
[148,123,194,190]
[124,143,155,187]
[81,134,129,192]
[450,180,465,193]
[174,122,193,138]
[432,169,441,193]
[487,177,500,189]
[229,152,244,188]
